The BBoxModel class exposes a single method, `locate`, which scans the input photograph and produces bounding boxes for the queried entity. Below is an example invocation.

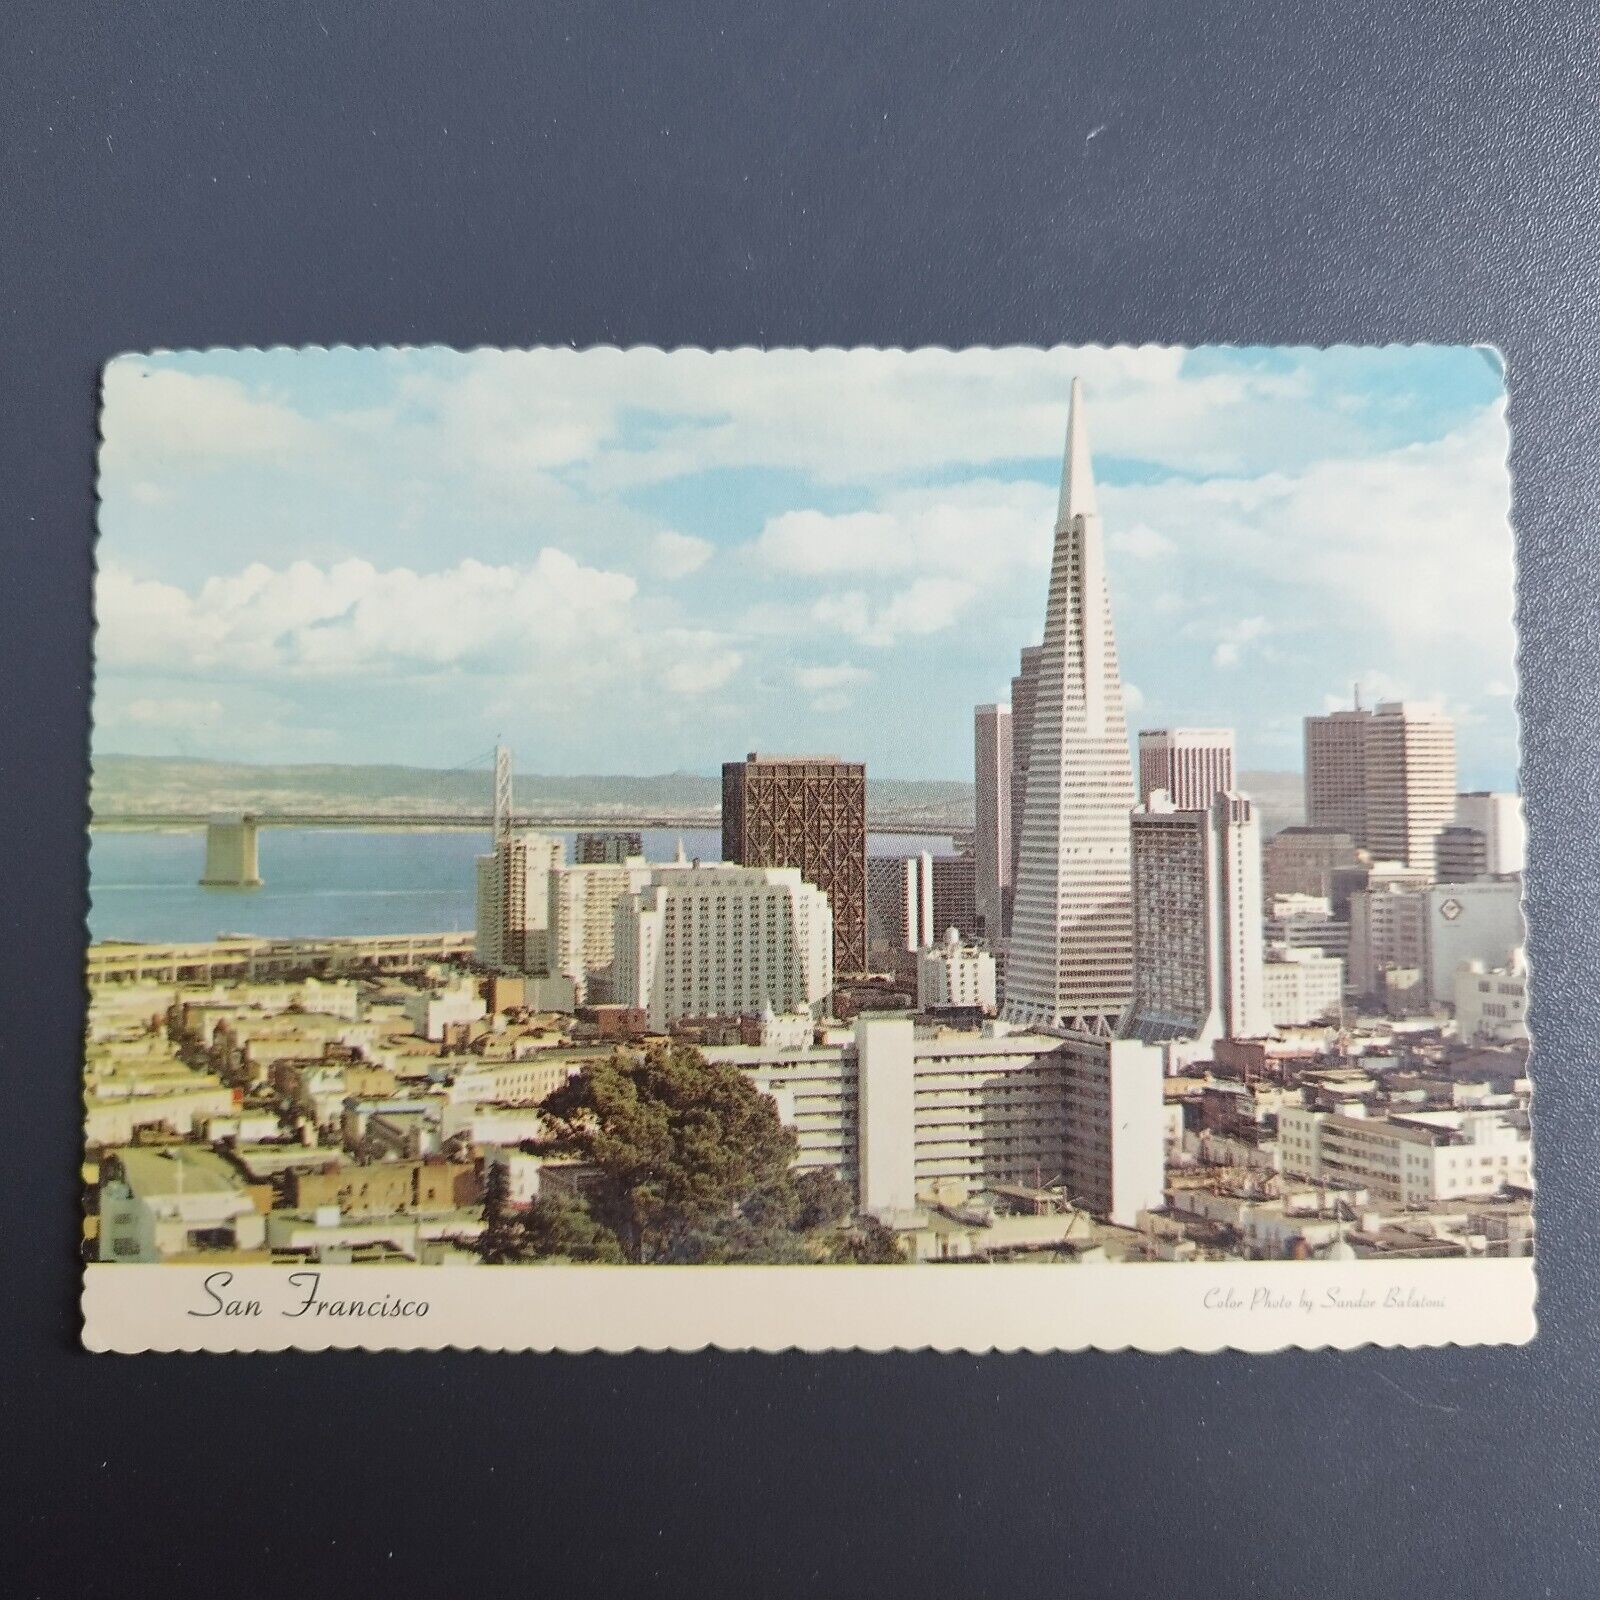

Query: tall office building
[474,830,564,973]
[1364,701,1456,878]
[1003,381,1137,1034]
[1128,790,1267,1046]
[972,702,1013,944]
[1006,644,1043,928]
[867,851,980,958]
[722,752,867,976]
[1304,701,1373,843]
[1305,696,1457,877]
[611,862,834,1030]
[1137,728,1236,811]
[1456,791,1526,876]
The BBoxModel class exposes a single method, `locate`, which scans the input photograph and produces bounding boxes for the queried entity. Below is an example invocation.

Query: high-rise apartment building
[575,831,644,865]
[474,830,564,973]
[1003,381,1136,1034]
[1128,789,1267,1045]
[1455,791,1526,876]
[972,702,1012,944]
[1137,728,1236,811]
[722,752,867,977]
[611,862,834,1030]
[1364,701,1456,878]
[545,859,653,1006]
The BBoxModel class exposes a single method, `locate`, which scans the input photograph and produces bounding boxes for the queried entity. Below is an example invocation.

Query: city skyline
[94,345,1517,789]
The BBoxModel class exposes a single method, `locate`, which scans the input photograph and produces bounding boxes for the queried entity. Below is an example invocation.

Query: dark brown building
[722,752,868,976]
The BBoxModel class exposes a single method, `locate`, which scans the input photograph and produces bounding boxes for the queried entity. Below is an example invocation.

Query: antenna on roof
[1352,681,1362,712]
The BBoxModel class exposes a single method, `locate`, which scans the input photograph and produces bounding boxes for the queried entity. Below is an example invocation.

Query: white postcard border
[84,1257,1535,1354]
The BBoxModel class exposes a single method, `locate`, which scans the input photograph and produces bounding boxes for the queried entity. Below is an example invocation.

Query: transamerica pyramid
[1002,379,1136,1035]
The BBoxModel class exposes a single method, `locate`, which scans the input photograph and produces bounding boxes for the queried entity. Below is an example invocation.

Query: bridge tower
[199,813,263,888]
[493,741,514,841]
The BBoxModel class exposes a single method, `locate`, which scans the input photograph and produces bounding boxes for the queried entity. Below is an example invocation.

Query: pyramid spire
[1055,376,1099,531]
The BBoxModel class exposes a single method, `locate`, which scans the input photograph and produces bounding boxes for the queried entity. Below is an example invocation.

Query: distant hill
[89,755,976,828]
[90,755,1303,835]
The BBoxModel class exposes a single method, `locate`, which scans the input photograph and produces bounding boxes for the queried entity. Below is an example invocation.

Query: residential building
[722,752,867,976]
[916,928,998,1014]
[575,831,644,865]
[403,978,487,1041]
[973,701,1013,945]
[474,830,563,973]
[98,1147,268,1262]
[1279,1101,1531,1205]
[1004,380,1137,1034]
[612,862,834,1029]
[545,859,653,1007]
[1455,950,1530,1045]
[1262,949,1345,1027]
[1128,789,1267,1046]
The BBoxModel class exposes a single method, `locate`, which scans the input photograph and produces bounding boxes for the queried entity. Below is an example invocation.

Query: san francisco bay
[87,827,955,944]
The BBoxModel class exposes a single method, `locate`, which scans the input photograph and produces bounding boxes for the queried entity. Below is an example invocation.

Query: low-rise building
[916,928,997,1014]
[1455,950,1530,1045]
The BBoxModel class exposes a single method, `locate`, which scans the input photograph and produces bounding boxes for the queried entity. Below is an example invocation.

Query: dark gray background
[3,3,1597,1595]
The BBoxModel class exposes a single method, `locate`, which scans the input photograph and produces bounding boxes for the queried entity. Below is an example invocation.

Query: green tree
[537,1043,803,1263]
[476,1160,525,1264]
[520,1190,625,1263]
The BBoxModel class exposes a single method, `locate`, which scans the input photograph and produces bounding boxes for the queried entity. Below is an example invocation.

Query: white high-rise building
[1137,728,1235,811]
[1129,789,1267,1046]
[1455,791,1526,876]
[1365,701,1457,879]
[545,858,652,1006]
[611,863,834,1030]
[1004,381,1136,1034]
[916,928,998,1014]
[973,702,1013,945]
[474,830,564,974]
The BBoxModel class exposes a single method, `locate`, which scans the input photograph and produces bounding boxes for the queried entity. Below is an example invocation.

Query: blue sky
[94,345,1516,787]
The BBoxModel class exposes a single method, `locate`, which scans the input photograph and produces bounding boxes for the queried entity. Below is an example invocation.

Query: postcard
[82,345,1532,1352]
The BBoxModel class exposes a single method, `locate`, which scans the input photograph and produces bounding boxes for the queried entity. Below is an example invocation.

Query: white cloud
[811,577,978,649]
[1110,523,1174,560]
[1212,616,1271,669]
[750,480,1052,578]
[1123,682,1145,712]
[94,550,745,710]
[650,530,713,579]
[100,363,322,477]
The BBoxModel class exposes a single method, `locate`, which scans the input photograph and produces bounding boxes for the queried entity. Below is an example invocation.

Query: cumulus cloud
[1110,523,1175,560]
[94,549,740,702]
[100,363,322,477]
[650,530,713,579]
[794,663,871,692]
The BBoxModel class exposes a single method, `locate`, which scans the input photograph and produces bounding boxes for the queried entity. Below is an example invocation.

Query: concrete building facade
[612,862,834,1030]
[1004,381,1137,1034]
[973,701,1013,945]
[1456,791,1527,876]
[1128,789,1266,1046]
[1137,728,1235,811]
[722,752,868,977]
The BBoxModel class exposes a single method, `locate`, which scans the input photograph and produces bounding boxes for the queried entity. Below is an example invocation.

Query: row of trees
[478,1043,903,1265]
